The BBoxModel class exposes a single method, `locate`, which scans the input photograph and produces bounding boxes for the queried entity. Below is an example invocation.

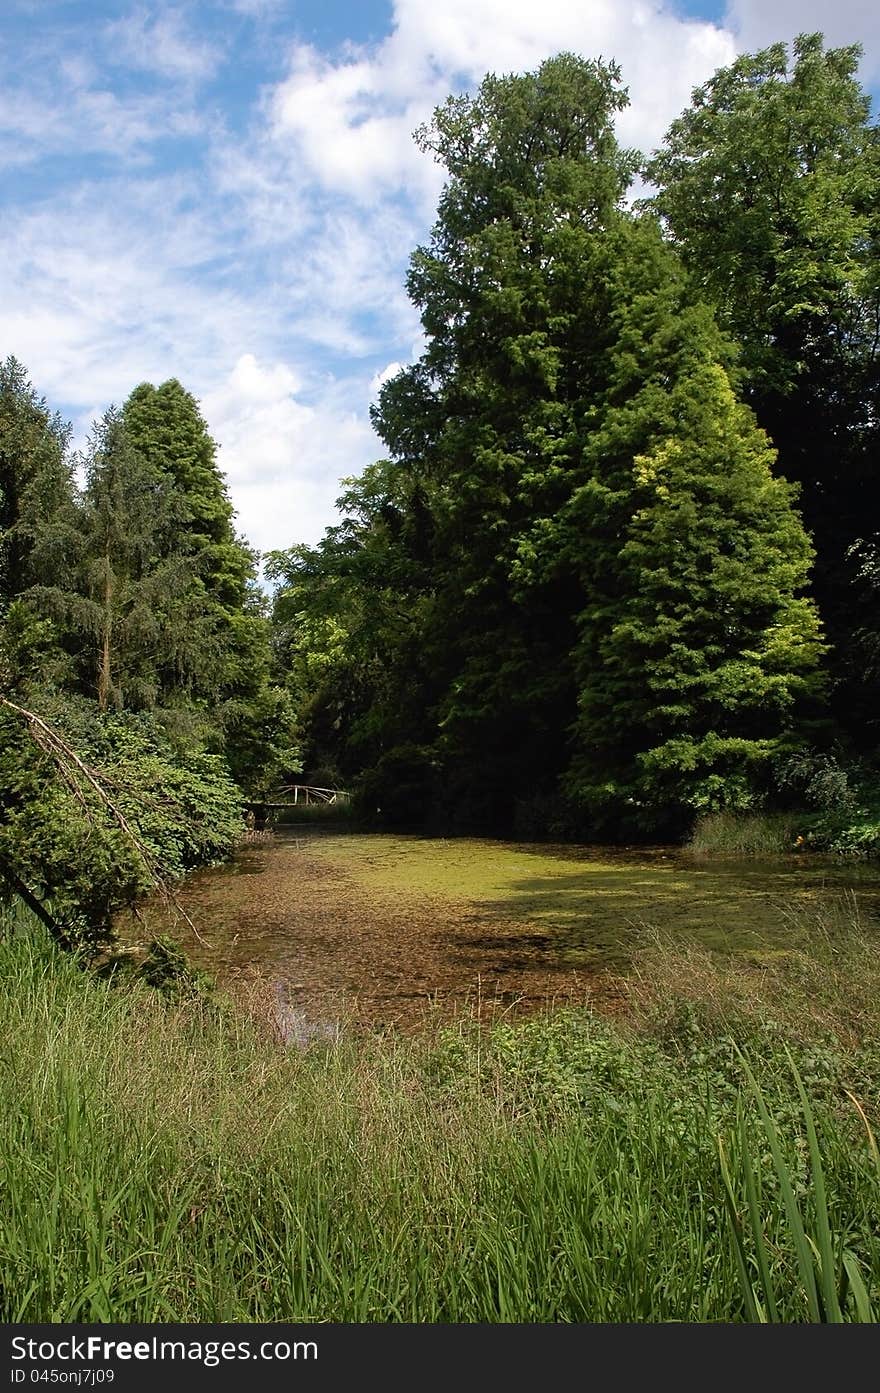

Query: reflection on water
[125,832,880,1029]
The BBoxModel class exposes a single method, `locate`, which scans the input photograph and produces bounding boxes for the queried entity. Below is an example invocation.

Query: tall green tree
[0,358,81,697]
[121,379,297,790]
[644,33,880,734]
[362,56,638,823]
[0,357,76,607]
[267,458,439,794]
[285,55,823,832]
[555,283,824,828]
[25,409,214,712]
[122,380,250,610]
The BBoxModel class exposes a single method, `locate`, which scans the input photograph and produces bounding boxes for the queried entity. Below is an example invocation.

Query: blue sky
[2,1,877,557]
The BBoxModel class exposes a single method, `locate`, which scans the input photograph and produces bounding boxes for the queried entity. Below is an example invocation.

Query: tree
[266,459,437,787]
[0,357,76,606]
[122,379,250,610]
[287,54,823,832]
[122,380,297,787]
[562,342,823,829]
[362,56,639,823]
[644,33,880,735]
[25,409,217,712]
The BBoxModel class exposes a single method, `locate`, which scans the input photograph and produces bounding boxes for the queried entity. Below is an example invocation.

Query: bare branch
[0,695,211,946]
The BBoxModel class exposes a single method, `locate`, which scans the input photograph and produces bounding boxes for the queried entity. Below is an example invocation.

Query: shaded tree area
[1,359,297,946]
[643,33,880,741]
[272,51,832,838]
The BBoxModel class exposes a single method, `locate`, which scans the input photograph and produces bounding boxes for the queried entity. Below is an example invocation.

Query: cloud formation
[2,0,876,555]
[726,0,880,82]
[104,6,224,83]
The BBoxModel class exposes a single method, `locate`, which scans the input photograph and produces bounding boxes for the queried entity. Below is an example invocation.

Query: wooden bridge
[244,784,351,825]
[272,783,350,807]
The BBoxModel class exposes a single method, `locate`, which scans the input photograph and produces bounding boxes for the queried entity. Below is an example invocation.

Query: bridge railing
[273,784,351,806]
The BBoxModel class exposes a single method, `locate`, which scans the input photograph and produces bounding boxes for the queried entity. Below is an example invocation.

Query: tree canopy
[273,52,826,834]
[644,32,879,737]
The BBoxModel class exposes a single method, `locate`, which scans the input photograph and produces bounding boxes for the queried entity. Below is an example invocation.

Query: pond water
[127,831,880,1030]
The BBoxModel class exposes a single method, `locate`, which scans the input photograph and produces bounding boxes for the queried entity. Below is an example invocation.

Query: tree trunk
[98,548,112,711]
[0,850,67,944]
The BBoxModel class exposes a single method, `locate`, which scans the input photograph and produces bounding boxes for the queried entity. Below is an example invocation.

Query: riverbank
[2,901,878,1322]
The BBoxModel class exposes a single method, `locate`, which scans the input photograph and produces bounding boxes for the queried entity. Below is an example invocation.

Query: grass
[1,899,879,1322]
[625,892,880,1046]
[688,810,799,856]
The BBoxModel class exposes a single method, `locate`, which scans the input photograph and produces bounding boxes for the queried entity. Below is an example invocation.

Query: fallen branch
[0,848,68,943]
[0,694,211,947]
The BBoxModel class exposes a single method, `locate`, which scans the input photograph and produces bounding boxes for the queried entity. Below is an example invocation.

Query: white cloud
[725,1,880,82]
[370,362,404,397]
[0,174,294,441]
[104,6,222,83]
[269,43,447,207]
[202,355,377,553]
[0,65,206,173]
[265,0,736,207]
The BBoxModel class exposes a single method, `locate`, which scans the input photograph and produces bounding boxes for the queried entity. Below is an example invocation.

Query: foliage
[0,697,243,950]
[278,54,823,834]
[1,911,878,1321]
[0,357,74,605]
[556,295,823,830]
[132,935,216,1002]
[24,409,215,712]
[774,748,880,856]
[122,379,251,610]
[119,380,299,788]
[0,358,295,945]
[644,33,880,739]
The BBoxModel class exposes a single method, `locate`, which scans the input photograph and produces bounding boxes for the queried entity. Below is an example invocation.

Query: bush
[0,698,243,950]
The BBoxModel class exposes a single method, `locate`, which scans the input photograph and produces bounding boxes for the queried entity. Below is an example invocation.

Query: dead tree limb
[0,694,211,947]
[0,848,67,942]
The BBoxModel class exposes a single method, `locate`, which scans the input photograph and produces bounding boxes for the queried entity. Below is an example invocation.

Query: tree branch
[0,695,211,946]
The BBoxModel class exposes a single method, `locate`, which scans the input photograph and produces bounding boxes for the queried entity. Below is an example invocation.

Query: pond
[127,831,880,1031]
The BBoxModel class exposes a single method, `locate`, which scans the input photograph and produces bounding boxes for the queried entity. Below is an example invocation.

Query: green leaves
[644,33,880,739]
[564,291,822,828]
[719,1049,877,1322]
[279,54,827,834]
[0,698,243,951]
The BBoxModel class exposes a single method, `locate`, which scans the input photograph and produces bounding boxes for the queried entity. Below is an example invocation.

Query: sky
[2,1,878,561]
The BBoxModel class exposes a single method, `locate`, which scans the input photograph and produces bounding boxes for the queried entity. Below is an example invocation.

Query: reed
[688,810,798,856]
[1,904,877,1322]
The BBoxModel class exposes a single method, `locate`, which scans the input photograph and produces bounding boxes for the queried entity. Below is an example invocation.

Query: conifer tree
[25,409,215,711]
[122,380,297,790]
[122,380,251,609]
[300,54,824,831]
[0,357,76,606]
[644,34,880,736]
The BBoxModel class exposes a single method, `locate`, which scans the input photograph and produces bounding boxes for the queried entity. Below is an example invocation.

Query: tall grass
[688,810,798,855]
[719,1051,877,1322]
[1,903,878,1322]
[626,894,880,1047]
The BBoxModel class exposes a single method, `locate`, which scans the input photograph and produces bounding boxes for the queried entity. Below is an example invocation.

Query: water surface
[128,832,880,1029]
